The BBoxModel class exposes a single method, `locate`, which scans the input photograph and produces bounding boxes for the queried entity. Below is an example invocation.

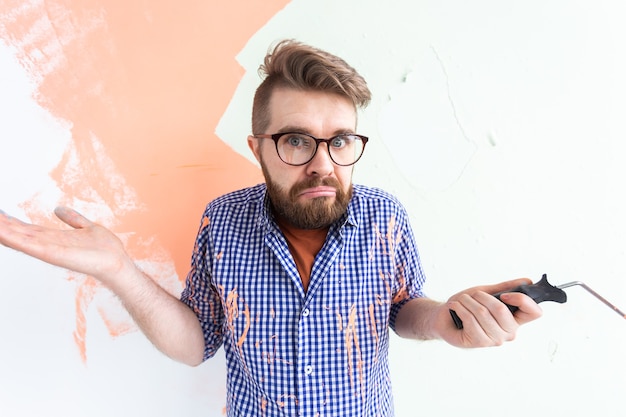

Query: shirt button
[302,308,310,317]
[304,365,313,375]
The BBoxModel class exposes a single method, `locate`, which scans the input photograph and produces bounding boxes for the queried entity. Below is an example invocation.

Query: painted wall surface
[1,1,625,416]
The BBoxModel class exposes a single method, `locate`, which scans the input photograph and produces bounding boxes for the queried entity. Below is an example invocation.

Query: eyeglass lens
[276,133,364,166]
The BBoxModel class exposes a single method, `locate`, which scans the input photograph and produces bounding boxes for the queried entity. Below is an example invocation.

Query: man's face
[248,88,358,229]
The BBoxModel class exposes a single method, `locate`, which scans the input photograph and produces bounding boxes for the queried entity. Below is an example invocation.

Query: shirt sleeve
[388,206,427,332]
[180,210,225,361]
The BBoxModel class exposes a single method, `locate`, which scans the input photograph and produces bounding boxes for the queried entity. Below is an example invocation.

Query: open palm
[0,207,131,283]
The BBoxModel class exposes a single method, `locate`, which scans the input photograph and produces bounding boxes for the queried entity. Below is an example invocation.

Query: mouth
[297,186,337,199]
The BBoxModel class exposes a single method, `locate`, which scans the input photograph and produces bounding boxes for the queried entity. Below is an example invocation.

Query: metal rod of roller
[557,281,626,319]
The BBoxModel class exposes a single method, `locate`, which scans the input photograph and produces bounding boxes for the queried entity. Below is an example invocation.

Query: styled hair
[252,39,371,134]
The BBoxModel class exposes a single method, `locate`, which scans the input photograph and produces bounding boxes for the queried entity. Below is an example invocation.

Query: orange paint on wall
[3,0,288,277]
[1,0,290,359]
[70,275,98,363]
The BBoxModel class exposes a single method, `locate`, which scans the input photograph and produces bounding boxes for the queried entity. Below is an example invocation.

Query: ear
[247,135,262,163]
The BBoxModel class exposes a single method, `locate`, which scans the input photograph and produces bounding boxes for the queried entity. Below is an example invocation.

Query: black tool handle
[449,274,567,329]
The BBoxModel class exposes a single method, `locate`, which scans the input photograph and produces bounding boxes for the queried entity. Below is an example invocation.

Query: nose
[306,142,334,176]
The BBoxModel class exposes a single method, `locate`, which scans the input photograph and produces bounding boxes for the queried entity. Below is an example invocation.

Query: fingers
[499,292,543,325]
[0,210,15,248]
[0,210,49,257]
[0,209,30,242]
[1,207,128,280]
[0,207,94,258]
[448,291,519,346]
[0,208,14,222]
[473,278,532,296]
[1,207,95,231]
[54,206,93,229]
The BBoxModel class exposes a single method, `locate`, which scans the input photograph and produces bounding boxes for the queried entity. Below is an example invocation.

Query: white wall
[2,1,626,416]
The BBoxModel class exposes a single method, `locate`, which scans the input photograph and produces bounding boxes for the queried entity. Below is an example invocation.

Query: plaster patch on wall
[379,47,476,191]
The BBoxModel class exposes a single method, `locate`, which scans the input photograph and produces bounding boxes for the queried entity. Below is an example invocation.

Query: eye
[330,135,351,149]
[283,134,311,148]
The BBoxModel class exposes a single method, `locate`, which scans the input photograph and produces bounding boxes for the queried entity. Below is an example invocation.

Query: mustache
[289,177,342,198]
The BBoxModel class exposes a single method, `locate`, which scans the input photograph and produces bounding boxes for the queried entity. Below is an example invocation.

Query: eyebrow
[277,125,356,136]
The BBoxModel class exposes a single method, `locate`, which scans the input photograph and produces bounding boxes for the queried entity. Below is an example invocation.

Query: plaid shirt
[181,183,426,416]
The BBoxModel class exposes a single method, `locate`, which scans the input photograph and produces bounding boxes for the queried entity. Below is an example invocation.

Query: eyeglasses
[255,132,368,166]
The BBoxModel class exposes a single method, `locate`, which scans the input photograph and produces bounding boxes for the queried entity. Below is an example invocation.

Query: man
[0,40,542,416]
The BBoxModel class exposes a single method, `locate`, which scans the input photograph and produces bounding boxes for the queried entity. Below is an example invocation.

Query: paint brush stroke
[0,0,289,362]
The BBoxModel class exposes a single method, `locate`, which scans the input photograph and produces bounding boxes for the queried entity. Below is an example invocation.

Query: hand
[439,278,543,348]
[1,207,207,365]
[0,207,133,284]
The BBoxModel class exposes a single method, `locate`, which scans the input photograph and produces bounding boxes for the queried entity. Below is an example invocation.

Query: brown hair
[252,39,371,134]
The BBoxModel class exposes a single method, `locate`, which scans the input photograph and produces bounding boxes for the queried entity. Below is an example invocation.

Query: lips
[297,186,337,199]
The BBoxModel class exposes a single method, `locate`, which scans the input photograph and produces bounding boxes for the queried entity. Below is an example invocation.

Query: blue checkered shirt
[181,183,426,416]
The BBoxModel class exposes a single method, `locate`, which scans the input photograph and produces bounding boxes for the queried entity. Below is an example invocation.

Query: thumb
[54,206,94,229]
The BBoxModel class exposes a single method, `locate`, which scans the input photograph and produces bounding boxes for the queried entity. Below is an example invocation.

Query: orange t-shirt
[275,215,328,292]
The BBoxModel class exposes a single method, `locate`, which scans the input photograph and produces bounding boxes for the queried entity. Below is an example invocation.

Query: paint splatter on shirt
[181,184,426,416]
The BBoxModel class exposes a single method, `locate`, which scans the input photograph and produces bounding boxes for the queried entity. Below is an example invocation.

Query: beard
[261,163,352,230]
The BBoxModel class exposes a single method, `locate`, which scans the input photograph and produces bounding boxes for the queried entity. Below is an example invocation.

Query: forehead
[267,88,357,133]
